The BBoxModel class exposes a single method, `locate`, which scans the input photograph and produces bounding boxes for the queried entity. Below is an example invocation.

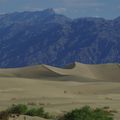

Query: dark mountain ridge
[0,8,120,68]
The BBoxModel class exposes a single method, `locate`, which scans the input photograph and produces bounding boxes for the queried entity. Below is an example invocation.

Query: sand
[0,62,119,120]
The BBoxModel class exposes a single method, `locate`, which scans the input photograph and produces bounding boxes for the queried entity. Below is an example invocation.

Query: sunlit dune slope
[38,62,120,81]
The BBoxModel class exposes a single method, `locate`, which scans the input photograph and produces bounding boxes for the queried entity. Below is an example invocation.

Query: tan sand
[0,62,119,120]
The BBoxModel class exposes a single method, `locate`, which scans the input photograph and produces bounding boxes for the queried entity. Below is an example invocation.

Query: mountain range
[0,8,120,68]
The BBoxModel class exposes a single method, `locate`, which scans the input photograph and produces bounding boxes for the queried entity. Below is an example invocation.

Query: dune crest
[0,62,120,82]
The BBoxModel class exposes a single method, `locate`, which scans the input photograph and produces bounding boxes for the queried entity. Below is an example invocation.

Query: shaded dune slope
[0,65,66,78]
[0,62,120,81]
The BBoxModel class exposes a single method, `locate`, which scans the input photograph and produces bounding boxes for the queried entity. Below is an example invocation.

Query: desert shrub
[26,107,44,117]
[58,106,114,120]
[8,104,28,114]
[25,108,37,116]
[25,107,53,119]
[36,107,44,117]
[0,104,54,119]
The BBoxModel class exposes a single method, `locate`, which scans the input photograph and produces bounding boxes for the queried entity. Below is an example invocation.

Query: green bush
[58,106,114,120]
[25,107,52,119]
[26,108,38,116]
[7,104,53,119]
[26,107,44,117]
[8,104,28,114]
[36,107,44,117]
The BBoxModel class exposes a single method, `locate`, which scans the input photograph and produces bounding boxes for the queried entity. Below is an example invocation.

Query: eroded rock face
[0,9,120,68]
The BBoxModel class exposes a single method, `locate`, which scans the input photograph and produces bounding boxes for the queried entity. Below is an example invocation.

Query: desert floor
[0,77,120,120]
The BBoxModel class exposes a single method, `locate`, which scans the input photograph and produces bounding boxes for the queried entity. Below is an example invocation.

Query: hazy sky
[0,0,120,19]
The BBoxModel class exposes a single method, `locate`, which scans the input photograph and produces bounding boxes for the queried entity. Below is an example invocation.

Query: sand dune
[0,64,65,78]
[0,62,120,120]
[0,62,120,82]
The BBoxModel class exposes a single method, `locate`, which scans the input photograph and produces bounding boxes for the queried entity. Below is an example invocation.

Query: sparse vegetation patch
[0,104,53,119]
[58,106,115,120]
[0,105,115,120]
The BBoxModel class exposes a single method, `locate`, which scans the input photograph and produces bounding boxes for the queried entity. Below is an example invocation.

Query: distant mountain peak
[42,8,55,15]
[114,16,120,21]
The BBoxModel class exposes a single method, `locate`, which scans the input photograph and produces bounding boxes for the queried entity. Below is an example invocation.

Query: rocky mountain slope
[0,8,120,68]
